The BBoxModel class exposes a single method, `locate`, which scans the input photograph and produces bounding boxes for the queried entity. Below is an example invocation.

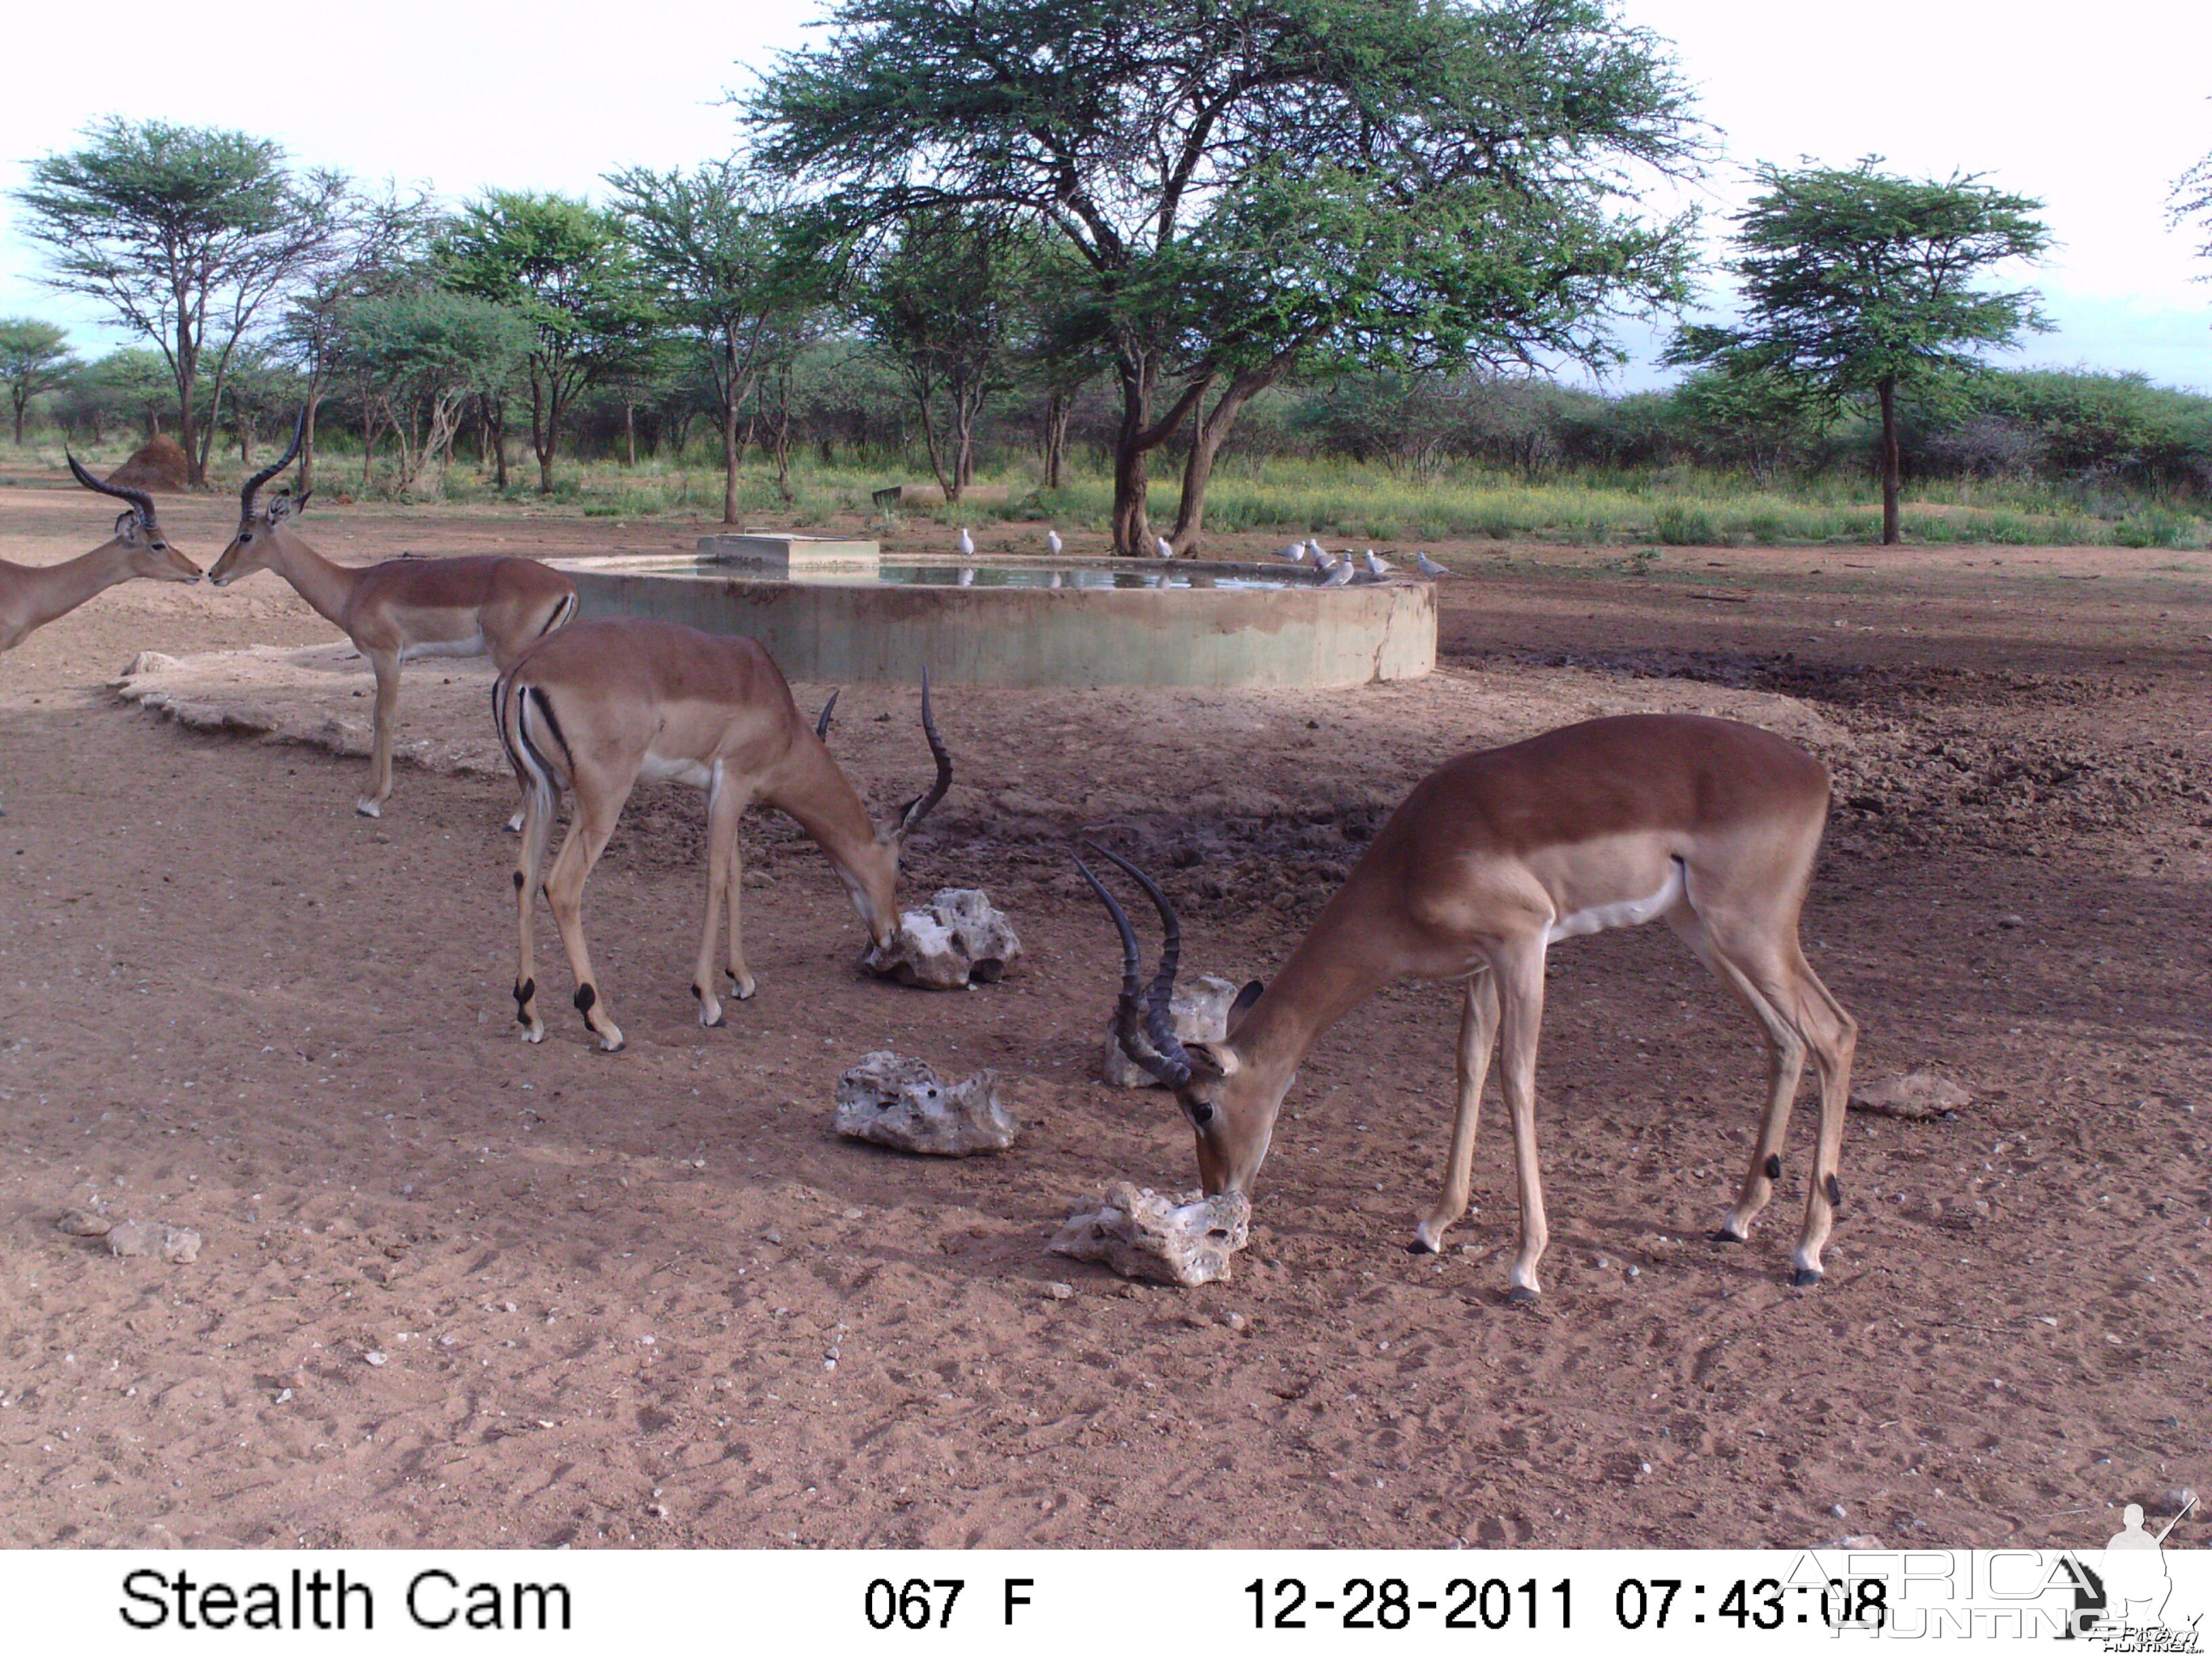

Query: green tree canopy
[438,191,655,491]
[1668,158,2049,543]
[604,161,816,521]
[0,319,82,445]
[12,118,346,485]
[750,0,1703,552]
[336,291,533,495]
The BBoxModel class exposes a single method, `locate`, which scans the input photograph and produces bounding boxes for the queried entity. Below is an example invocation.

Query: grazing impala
[1,460,203,811]
[496,618,952,1052]
[207,413,579,818]
[1078,713,1858,1299]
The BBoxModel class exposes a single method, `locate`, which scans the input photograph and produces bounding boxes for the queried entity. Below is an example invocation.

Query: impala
[1,461,203,811]
[495,618,951,1052]
[1078,713,1858,1299]
[207,413,579,819]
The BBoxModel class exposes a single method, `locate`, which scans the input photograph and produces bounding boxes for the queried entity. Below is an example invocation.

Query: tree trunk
[624,401,636,468]
[238,398,253,465]
[300,380,325,495]
[721,395,741,526]
[530,369,556,494]
[1169,363,1286,552]
[1878,375,1902,546]
[1108,350,1214,555]
[1043,391,1072,491]
[10,394,24,447]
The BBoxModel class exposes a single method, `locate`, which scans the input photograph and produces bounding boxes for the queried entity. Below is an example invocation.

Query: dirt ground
[0,481,2207,1551]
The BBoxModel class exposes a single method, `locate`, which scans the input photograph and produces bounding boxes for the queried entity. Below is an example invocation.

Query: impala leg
[691,771,747,1027]
[1786,947,1858,1286]
[1412,967,1500,1253]
[1492,939,1551,1303]
[1671,909,1806,1244]
[356,649,401,818]
[543,782,633,1052]
[724,831,756,1002]
[512,770,558,1044]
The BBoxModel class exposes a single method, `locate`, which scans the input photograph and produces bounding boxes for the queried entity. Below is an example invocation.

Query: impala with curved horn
[1,460,203,811]
[1077,713,1859,1300]
[207,411,579,819]
[496,618,953,1051]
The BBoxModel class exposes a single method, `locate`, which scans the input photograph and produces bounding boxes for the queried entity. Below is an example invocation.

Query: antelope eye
[1190,1101,1215,1125]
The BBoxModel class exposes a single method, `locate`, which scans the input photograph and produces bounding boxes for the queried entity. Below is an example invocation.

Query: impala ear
[1228,979,1265,1023]
[269,491,309,523]
[1183,1040,1239,1082]
[114,509,144,544]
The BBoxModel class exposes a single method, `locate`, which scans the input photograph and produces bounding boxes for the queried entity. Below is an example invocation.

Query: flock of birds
[951,526,1454,581]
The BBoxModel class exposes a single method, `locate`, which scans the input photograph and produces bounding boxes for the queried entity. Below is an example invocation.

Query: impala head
[1076,844,1272,1194]
[66,455,201,583]
[209,409,311,587]
[847,670,955,958]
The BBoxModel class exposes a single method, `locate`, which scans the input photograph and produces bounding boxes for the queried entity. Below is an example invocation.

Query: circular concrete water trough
[548,552,1436,689]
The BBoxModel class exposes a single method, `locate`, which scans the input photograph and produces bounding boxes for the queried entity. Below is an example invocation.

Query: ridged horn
[893,667,954,840]
[66,453,159,533]
[1084,843,1191,1079]
[240,407,306,515]
[1073,844,1190,1090]
[815,689,840,739]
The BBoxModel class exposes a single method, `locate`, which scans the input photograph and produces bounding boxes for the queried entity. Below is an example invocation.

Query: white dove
[1322,557,1355,587]
[1311,549,1338,575]
[1415,550,1451,577]
[1273,541,1305,561]
[1046,529,1063,556]
[1305,537,1327,565]
[957,526,976,558]
[1365,550,1393,577]
[1155,535,1175,559]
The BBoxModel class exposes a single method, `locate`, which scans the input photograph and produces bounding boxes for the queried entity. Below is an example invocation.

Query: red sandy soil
[0,481,2206,1550]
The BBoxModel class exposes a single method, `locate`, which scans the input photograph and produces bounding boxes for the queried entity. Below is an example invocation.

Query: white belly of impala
[400,632,487,662]
[1547,859,1685,943]
[638,753,714,789]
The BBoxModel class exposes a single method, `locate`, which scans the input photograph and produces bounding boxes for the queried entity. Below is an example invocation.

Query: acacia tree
[274,184,438,493]
[1669,160,2049,544]
[752,0,1700,552]
[604,161,811,521]
[848,209,1037,502]
[12,119,346,485]
[2174,144,2212,274]
[0,319,81,445]
[439,192,652,492]
[335,291,532,496]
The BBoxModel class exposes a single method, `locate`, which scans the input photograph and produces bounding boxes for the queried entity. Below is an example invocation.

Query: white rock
[106,1221,153,1258]
[869,888,1023,990]
[834,1052,1019,1155]
[1048,1181,1250,1287]
[116,650,179,682]
[1103,974,1241,1088]
[56,1206,112,1237]
[1850,1071,1972,1120]
[159,1227,201,1265]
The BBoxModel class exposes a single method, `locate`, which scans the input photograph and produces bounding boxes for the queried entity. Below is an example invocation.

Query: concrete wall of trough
[551,559,1437,689]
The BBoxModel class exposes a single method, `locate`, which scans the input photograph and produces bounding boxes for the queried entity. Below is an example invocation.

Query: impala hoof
[520,1023,544,1045]
[1505,1285,1540,1307]
[596,1033,626,1054]
[503,813,523,835]
[354,798,382,819]
[1406,1237,1437,1255]
[1791,1266,1823,1288]
[726,969,757,1001]
[1711,1225,1746,1244]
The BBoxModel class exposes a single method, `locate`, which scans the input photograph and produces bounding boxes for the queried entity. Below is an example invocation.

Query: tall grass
[12,434,2201,548]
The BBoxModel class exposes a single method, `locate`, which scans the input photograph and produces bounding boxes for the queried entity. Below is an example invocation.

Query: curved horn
[1073,846,1190,1090]
[240,407,306,515]
[1086,843,1191,1077]
[893,666,954,840]
[815,689,840,740]
[67,453,158,533]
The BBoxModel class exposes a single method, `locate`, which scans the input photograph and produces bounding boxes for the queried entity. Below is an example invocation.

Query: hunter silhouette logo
[2057,1494,2200,1647]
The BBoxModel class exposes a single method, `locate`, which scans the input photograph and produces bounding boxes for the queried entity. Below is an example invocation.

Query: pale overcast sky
[2,0,2207,390]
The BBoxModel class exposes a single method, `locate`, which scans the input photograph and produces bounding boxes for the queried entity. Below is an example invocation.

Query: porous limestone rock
[869,888,1022,990]
[56,1206,112,1237]
[1048,1181,1251,1287]
[1849,1071,1972,1120]
[105,1221,200,1263]
[1103,972,1241,1088]
[834,1051,1019,1155]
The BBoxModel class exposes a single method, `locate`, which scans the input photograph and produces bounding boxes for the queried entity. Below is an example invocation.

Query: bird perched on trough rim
[958,526,976,558]
[1415,550,1451,577]
[1046,529,1063,556]
[1155,535,1175,559]
[1273,541,1305,561]
[1322,556,1355,586]
[1305,537,1327,565]
[1366,550,1393,577]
